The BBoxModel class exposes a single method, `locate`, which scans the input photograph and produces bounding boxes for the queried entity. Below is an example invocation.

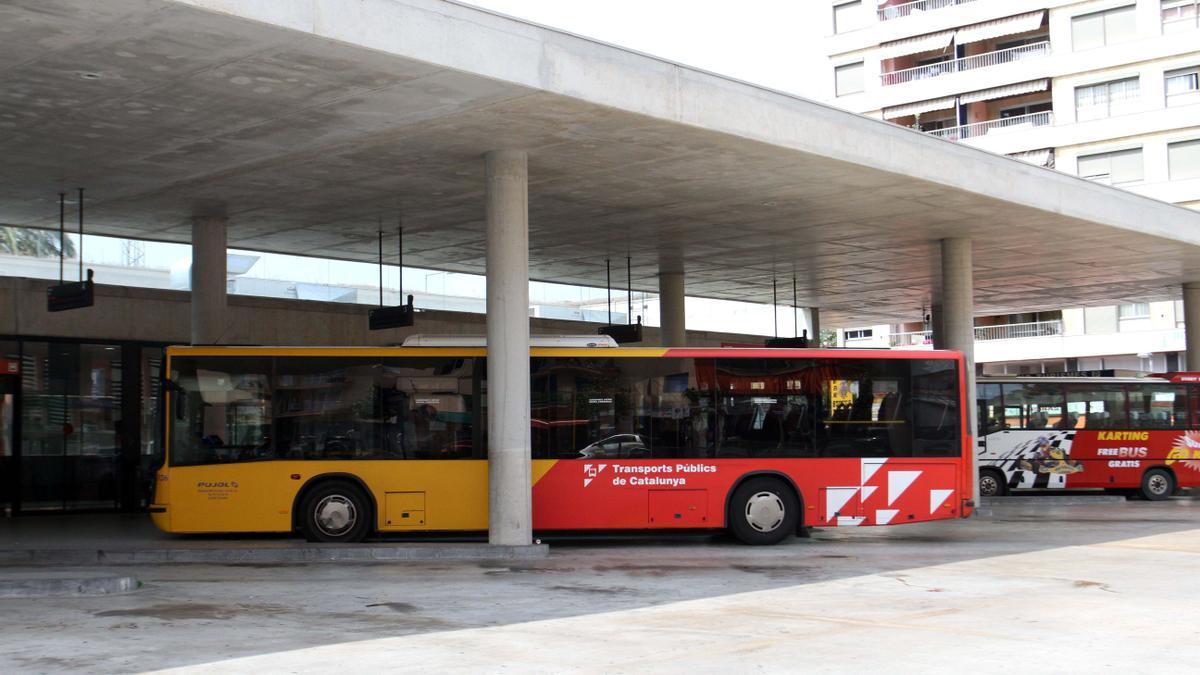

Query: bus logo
[583,464,607,487]
[1168,432,1200,471]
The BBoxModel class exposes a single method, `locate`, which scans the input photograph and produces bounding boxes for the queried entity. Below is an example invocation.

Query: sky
[459,0,827,99]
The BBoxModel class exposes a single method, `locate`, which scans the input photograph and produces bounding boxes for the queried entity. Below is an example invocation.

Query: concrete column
[808,308,821,343]
[190,215,228,345]
[658,270,686,347]
[484,150,532,546]
[1184,283,1200,371]
[937,238,979,505]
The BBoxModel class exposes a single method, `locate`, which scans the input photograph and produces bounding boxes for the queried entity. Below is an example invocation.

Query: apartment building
[824,0,1200,373]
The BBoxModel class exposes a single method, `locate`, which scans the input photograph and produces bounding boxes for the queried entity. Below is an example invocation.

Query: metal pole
[772,277,778,338]
[626,255,632,325]
[793,275,798,338]
[397,218,403,298]
[77,188,84,281]
[606,258,612,324]
[377,221,383,307]
[58,192,65,284]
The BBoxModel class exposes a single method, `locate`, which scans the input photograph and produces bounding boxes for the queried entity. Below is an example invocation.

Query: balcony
[926,111,1053,141]
[877,0,981,22]
[975,320,1063,341]
[888,320,1064,347]
[881,41,1050,86]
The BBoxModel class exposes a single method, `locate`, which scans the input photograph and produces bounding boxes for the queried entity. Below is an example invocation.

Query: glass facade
[0,338,163,514]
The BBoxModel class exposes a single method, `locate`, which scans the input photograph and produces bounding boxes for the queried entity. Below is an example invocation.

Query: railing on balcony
[881,41,1050,86]
[975,320,1063,341]
[877,0,981,21]
[889,320,1064,347]
[926,111,1053,141]
[889,331,934,347]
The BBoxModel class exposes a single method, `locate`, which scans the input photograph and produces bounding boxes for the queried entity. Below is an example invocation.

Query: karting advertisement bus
[977,373,1200,500]
[151,343,973,545]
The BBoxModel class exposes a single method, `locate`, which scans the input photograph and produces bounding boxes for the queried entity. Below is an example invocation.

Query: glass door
[0,372,16,513]
[19,342,122,511]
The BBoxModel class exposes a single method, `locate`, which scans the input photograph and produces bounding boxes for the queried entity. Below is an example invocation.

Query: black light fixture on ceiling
[598,255,642,343]
[368,213,415,330]
[47,188,95,312]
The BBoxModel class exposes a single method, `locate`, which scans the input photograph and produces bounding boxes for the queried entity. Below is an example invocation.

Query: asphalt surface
[0,495,1197,673]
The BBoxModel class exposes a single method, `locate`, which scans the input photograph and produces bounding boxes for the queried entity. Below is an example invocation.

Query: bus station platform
[0,514,547,566]
[1,496,1198,672]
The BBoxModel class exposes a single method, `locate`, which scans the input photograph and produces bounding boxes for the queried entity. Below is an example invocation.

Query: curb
[0,544,549,566]
[989,495,1128,506]
[0,576,141,597]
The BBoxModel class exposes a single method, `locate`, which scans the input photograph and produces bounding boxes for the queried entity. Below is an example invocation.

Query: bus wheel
[301,481,371,543]
[1139,469,1175,502]
[728,477,799,546]
[978,469,1007,498]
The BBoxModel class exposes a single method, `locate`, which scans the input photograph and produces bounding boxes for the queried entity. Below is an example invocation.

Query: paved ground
[1,496,1198,673]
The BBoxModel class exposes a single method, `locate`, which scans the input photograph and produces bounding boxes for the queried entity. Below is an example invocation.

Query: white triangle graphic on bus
[583,464,608,487]
[888,471,921,506]
[862,459,886,485]
[875,509,898,525]
[930,489,954,514]
[825,487,858,519]
[860,485,877,502]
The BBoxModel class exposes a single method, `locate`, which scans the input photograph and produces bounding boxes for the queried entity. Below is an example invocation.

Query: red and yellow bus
[151,343,974,545]
[977,373,1200,500]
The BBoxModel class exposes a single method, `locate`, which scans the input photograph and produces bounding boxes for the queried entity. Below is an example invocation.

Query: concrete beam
[1185,283,1200,371]
[190,216,228,345]
[484,149,532,547]
[936,238,978,505]
[658,270,686,347]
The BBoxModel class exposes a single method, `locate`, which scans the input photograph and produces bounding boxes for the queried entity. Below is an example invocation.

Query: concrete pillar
[190,216,228,345]
[658,270,686,347]
[484,150,532,546]
[936,238,979,505]
[1184,283,1200,371]
[808,308,821,344]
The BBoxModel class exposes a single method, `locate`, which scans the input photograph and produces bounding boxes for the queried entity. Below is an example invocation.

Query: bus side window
[1128,384,1188,429]
[911,359,959,456]
[1002,382,1064,430]
[977,383,1003,436]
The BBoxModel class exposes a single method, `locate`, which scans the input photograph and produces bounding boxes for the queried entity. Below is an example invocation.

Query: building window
[995,34,1051,51]
[1078,148,1143,185]
[835,61,864,96]
[1072,5,1137,50]
[1118,302,1151,320]
[1000,101,1053,118]
[918,116,957,132]
[1074,77,1140,121]
[834,1,865,34]
[1165,66,1200,105]
[1162,0,1200,33]
[845,329,873,340]
[1169,139,1200,180]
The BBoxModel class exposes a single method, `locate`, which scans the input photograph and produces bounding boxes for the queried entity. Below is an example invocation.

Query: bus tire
[300,480,372,543]
[727,477,799,546]
[1139,468,1175,502]
[978,469,1007,498]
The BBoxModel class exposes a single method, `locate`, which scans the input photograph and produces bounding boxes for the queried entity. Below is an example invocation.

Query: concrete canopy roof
[3,0,1200,325]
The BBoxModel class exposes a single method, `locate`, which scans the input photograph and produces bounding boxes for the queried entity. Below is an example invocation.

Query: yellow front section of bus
[153,459,560,534]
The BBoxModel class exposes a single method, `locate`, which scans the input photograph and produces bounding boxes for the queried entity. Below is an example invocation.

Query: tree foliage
[0,226,76,258]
